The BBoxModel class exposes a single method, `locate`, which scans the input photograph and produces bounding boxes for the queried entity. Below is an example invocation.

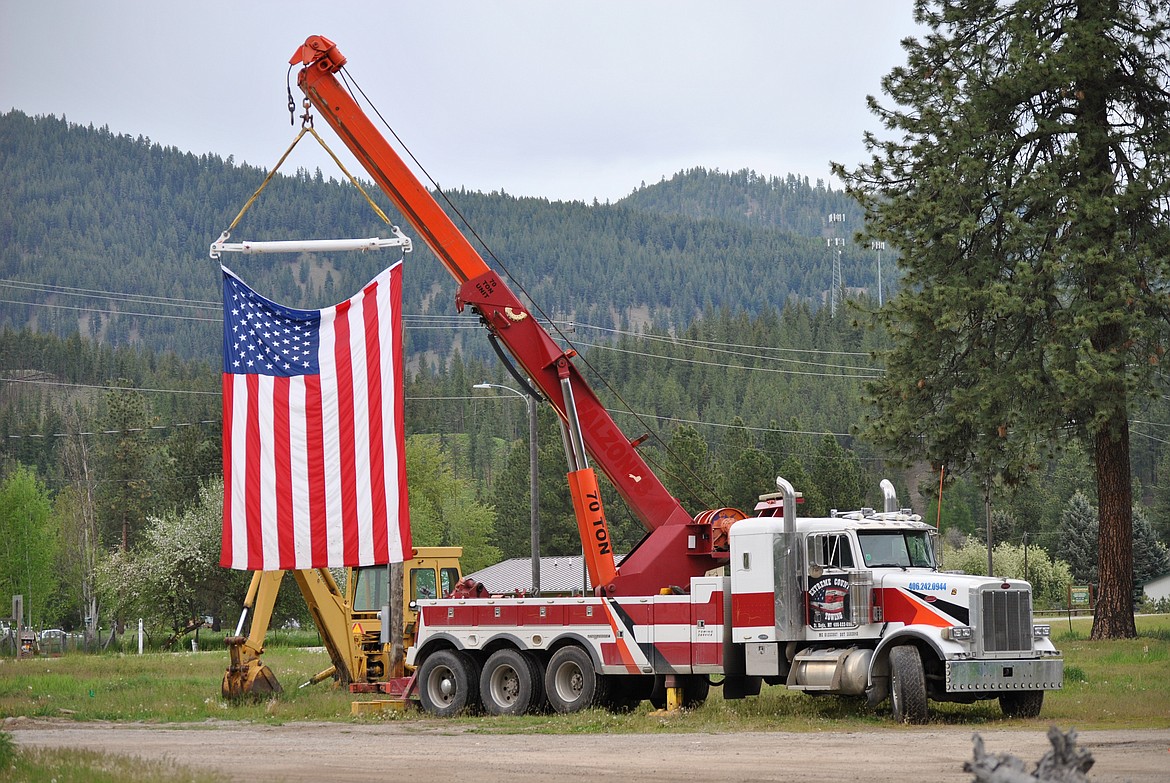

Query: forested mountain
[618,167,864,236]
[0,110,885,365]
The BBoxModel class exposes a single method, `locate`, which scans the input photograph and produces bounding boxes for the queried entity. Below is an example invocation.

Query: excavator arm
[223,569,366,698]
[290,36,724,594]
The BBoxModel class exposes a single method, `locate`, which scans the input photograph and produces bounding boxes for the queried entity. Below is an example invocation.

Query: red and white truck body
[407,481,1062,719]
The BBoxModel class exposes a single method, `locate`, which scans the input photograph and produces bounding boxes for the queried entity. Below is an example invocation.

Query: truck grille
[980,589,1032,653]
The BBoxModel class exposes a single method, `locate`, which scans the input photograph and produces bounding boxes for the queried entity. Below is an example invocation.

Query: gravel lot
[8,718,1170,782]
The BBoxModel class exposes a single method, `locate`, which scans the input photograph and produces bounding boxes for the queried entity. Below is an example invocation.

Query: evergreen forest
[2,110,1168,639]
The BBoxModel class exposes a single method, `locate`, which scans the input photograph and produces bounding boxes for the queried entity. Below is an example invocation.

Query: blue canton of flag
[222,273,321,377]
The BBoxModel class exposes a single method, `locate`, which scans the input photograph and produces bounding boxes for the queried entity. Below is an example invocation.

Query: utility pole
[473,382,541,594]
[985,476,994,577]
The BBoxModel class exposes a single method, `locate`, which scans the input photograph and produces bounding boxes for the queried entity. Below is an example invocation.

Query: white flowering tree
[97,478,248,645]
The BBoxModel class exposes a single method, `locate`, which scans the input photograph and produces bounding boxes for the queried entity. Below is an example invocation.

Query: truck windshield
[857,531,936,568]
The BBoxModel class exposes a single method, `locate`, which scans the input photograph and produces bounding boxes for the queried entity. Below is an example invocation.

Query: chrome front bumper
[945,658,1064,692]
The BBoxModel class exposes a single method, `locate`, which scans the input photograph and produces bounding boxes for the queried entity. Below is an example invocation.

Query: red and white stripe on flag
[220,262,411,570]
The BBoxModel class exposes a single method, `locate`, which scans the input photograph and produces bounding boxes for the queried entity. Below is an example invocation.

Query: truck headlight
[1033,624,1051,638]
[943,626,974,641]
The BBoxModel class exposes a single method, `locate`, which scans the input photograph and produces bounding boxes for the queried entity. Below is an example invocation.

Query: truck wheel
[418,650,479,717]
[889,645,929,724]
[544,646,603,713]
[999,690,1044,718]
[479,649,535,716]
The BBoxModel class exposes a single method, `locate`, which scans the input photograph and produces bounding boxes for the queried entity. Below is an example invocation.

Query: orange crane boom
[291,36,724,594]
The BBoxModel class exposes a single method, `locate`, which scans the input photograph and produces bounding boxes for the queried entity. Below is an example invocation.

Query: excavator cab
[348,548,461,648]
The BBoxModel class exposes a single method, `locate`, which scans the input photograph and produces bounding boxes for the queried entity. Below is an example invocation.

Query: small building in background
[467,555,627,596]
[1141,571,1170,604]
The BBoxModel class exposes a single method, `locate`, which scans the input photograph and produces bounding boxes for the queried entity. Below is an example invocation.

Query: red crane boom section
[291,36,722,593]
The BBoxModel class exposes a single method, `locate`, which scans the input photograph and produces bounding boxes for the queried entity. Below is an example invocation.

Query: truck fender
[410,632,470,665]
[870,629,947,677]
[479,632,544,658]
[414,631,605,671]
[544,632,606,671]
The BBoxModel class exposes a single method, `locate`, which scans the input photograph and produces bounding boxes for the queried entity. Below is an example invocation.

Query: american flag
[220,263,411,570]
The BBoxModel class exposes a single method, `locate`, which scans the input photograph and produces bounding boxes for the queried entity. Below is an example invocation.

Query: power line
[606,408,853,439]
[1,376,219,396]
[0,297,220,323]
[0,279,219,309]
[570,338,881,379]
[2,278,882,367]
[0,387,854,442]
[3,420,217,439]
[575,321,872,358]
[574,330,879,373]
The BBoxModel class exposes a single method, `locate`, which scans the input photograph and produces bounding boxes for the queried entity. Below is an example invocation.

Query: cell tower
[827,213,846,316]
[871,240,887,306]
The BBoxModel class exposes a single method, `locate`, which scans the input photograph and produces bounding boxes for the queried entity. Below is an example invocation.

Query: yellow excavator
[222,547,462,698]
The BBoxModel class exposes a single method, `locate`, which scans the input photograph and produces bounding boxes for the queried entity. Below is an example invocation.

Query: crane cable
[340,67,727,511]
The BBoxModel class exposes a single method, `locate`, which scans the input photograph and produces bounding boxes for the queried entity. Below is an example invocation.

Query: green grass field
[2,614,1167,730]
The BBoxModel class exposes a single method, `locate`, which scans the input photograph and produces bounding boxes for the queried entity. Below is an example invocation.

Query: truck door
[806,533,869,630]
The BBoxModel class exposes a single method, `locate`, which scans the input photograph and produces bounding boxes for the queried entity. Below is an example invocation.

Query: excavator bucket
[222,635,284,700]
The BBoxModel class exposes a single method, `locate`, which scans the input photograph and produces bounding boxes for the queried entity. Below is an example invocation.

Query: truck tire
[999,690,1044,718]
[418,649,479,717]
[889,645,928,724]
[524,652,548,713]
[544,645,604,713]
[479,648,536,715]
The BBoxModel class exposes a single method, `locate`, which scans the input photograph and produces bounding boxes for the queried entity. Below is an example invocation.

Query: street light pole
[474,382,540,595]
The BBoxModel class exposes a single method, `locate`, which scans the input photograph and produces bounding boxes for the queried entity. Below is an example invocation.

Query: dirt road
[8,718,1169,782]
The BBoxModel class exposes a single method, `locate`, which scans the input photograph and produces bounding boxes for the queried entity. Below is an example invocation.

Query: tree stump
[964,727,1094,783]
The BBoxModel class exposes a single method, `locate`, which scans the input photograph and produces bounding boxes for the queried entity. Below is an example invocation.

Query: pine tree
[811,434,864,514]
[1132,506,1170,594]
[660,424,716,512]
[837,0,1170,638]
[1056,491,1099,584]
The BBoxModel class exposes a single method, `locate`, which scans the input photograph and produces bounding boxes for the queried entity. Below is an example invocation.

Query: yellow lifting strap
[210,126,403,259]
[229,125,392,230]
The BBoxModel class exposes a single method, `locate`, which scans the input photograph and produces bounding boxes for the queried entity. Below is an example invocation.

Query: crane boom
[291,36,722,593]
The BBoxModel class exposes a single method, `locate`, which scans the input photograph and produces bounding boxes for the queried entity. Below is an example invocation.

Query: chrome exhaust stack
[880,479,898,514]
[774,476,803,640]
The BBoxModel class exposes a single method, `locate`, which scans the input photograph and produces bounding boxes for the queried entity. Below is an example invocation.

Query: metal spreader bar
[209,226,412,259]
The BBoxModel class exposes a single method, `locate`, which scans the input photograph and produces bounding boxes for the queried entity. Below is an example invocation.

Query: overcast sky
[2,1,921,204]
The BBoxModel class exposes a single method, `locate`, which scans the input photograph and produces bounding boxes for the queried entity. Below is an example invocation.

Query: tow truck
[241,35,1063,722]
